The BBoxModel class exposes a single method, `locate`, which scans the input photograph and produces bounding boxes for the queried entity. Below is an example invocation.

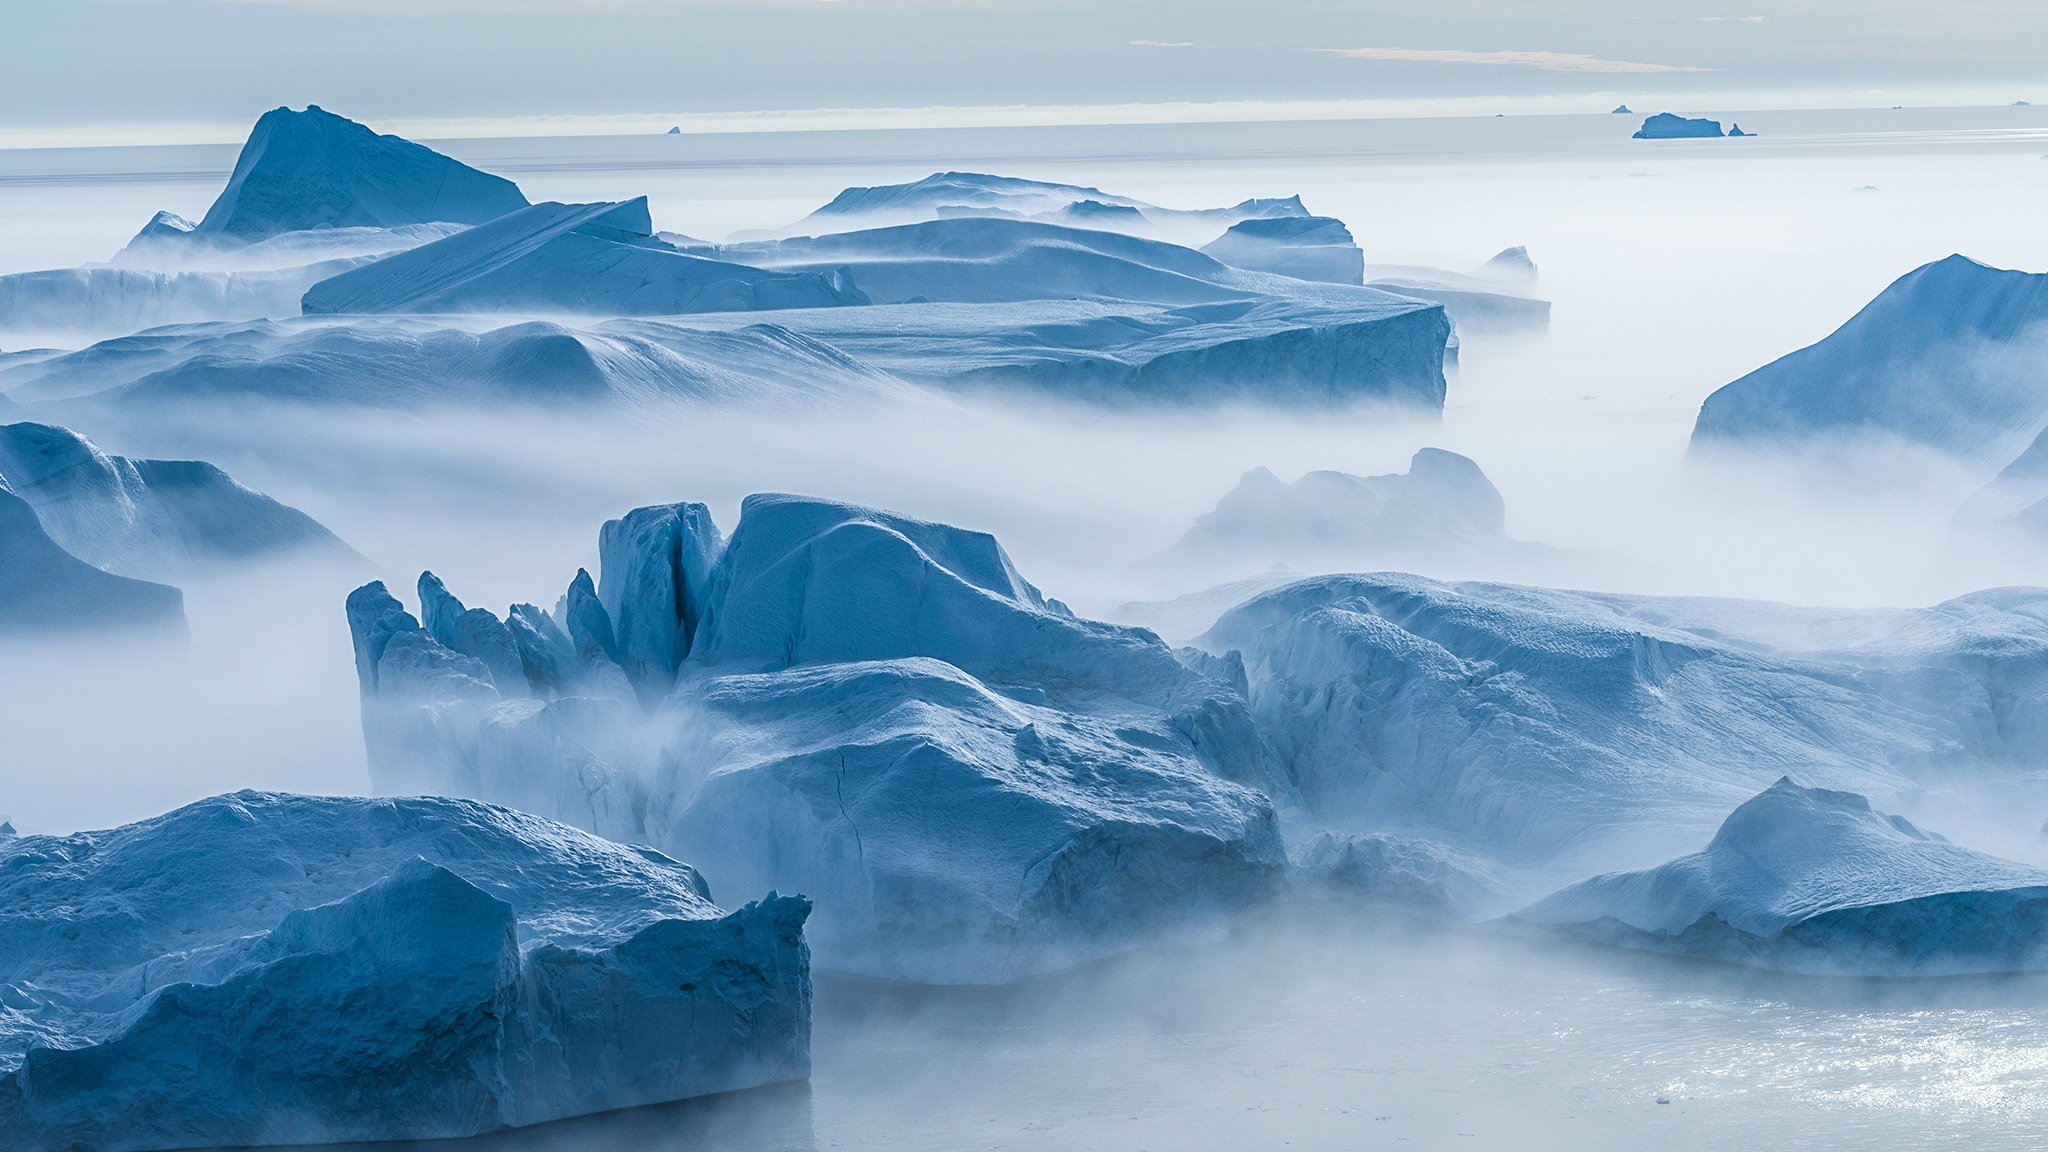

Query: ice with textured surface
[0,790,811,1151]
[1516,778,2048,974]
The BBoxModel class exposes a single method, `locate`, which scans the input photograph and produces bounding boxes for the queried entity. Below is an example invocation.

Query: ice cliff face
[1199,574,2048,877]
[0,791,811,1151]
[1201,216,1365,285]
[1515,779,2048,975]
[0,421,354,578]
[0,482,183,636]
[302,198,870,317]
[1633,113,1725,139]
[187,105,529,244]
[346,495,1288,983]
[1692,255,2048,462]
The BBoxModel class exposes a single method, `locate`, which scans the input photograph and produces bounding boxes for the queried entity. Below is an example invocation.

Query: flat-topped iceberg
[345,494,1287,983]
[1514,779,2048,975]
[1200,216,1365,285]
[0,791,811,1151]
[0,260,372,337]
[1633,113,1724,139]
[302,198,870,317]
[0,421,354,578]
[1693,254,2048,462]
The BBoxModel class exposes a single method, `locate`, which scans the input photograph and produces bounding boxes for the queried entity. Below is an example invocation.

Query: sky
[5,1,2048,142]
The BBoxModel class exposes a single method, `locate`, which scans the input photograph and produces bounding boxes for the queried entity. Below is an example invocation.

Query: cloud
[1318,47,1714,74]
[1130,40,1196,48]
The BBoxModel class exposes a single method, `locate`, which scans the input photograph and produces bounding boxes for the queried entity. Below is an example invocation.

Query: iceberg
[1199,216,1365,285]
[1169,449,1508,563]
[0,482,183,636]
[782,171,1308,238]
[1514,779,2048,975]
[301,198,871,317]
[0,791,811,1151]
[0,316,910,410]
[1366,263,1551,334]
[1692,255,2048,462]
[4,297,1446,411]
[182,105,528,245]
[345,494,1289,982]
[0,421,354,578]
[1198,574,2048,876]
[1478,245,1538,282]
[1633,113,1725,139]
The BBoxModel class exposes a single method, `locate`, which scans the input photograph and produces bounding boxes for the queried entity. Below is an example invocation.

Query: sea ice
[1514,778,2048,975]
[773,171,1308,240]
[0,791,810,1150]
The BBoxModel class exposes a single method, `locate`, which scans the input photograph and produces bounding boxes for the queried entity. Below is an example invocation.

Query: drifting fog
[9,107,2048,1150]
[8,111,2048,839]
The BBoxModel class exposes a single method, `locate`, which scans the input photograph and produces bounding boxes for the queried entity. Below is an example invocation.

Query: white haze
[9,105,2048,1149]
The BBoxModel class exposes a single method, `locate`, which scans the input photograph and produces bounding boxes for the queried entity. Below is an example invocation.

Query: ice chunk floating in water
[1515,778,2048,975]
[0,791,810,1151]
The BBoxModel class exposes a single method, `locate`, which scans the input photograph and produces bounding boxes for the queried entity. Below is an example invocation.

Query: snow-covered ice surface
[1515,778,2048,974]
[0,420,354,578]
[0,791,811,1152]
[1199,215,1364,285]
[346,494,1286,983]
[1693,254,2048,463]
[302,198,869,317]
[1199,573,2048,887]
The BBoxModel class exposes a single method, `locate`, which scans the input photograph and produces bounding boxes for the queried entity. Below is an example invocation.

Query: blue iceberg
[0,421,355,577]
[1692,254,2048,461]
[344,494,1288,983]
[1199,215,1365,285]
[301,198,870,317]
[1633,113,1725,139]
[0,791,811,1151]
[1515,779,2048,975]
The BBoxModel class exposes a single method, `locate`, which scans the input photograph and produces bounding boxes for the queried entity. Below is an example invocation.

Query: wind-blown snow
[1515,778,2048,974]
[0,791,810,1151]
[302,198,869,317]
[345,494,1288,983]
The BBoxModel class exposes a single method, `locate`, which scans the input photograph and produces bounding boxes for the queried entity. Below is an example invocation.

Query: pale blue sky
[5,1,2044,134]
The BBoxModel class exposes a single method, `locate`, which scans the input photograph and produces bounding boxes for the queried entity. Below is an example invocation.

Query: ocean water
[245,909,2048,1151]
